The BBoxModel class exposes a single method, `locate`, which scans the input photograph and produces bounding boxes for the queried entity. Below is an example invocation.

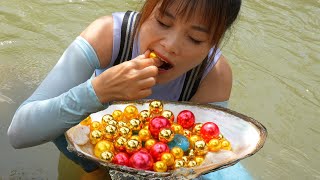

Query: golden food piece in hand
[149,52,158,58]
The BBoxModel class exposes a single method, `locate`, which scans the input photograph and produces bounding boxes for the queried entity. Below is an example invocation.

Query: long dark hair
[136,0,242,63]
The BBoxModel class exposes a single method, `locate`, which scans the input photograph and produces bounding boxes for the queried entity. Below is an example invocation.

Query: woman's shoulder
[80,15,114,68]
[191,55,233,103]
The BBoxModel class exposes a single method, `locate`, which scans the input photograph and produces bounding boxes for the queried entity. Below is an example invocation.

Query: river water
[0,0,319,179]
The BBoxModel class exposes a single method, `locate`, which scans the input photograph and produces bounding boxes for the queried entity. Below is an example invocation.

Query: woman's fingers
[137,77,157,90]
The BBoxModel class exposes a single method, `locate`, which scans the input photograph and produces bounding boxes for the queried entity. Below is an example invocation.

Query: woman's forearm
[7,37,105,148]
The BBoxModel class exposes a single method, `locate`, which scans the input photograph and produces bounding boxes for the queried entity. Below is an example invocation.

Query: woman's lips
[150,51,173,70]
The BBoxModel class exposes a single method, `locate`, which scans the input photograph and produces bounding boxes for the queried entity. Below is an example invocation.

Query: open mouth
[150,52,173,70]
[158,58,173,70]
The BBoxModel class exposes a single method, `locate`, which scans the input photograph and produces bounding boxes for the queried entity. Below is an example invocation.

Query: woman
[8,0,252,179]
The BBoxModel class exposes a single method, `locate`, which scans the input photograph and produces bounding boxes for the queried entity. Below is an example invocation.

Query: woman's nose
[159,32,181,55]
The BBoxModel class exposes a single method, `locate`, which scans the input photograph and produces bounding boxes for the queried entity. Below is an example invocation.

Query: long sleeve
[7,36,105,148]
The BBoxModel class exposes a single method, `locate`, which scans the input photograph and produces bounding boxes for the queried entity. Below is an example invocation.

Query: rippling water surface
[0,0,319,179]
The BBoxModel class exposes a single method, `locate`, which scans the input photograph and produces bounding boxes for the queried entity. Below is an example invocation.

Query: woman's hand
[92,51,162,103]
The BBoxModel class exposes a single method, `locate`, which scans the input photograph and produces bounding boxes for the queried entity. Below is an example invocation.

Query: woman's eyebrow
[163,11,175,19]
[191,25,209,33]
[163,10,209,33]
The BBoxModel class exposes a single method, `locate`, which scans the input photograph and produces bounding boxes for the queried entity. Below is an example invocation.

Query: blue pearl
[168,134,190,152]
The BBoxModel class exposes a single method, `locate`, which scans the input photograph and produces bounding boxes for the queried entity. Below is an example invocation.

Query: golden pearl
[183,129,192,138]
[104,124,118,140]
[143,123,149,130]
[138,129,151,141]
[207,138,221,152]
[192,123,203,135]
[149,52,158,58]
[94,140,114,158]
[174,159,185,169]
[90,121,101,131]
[220,140,232,150]
[123,105,139,120]
[89,129,103,145]
[144,139,157,150]
[130,135,142,143]
[125,139,141,154]
[181,156,189,164]
[187,149,195,159]
[170,147,184,159]
[194,156,205,165]
[112,110,124,121]
[161,110,174,124]
[102,114,114,125]
[114,136,128,151]
[118,126,132,138]
[189,135,202,149]
[171,123,184,134]
[161,153,175,167]
[139,110,150,123]
[159,128,175,143]
[149,100,163,115]
[108,119,118,126]
[194,140,208,156]
[129,119,143,131]
[187,160,197,167]
[117,121,128,128]
[80,116,92,126]
[218,134,224,140]
[153,161,167,172]
[100,151,114,162]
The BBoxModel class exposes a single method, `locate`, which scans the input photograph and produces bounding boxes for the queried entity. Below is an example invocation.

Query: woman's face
[139,2,212,84]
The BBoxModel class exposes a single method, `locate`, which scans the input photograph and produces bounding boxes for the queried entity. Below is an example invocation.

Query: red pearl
[129,150,154,170]
[112,152,130,166]
[200,122,220,142]
[149,116,171,138]
[149,142,170,161]
[177,110,195,129]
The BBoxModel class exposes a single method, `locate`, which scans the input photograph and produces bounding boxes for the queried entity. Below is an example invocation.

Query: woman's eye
[157,19,170,28]
[189,37,203,44]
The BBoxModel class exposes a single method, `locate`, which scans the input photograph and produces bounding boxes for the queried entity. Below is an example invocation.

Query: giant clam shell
[66,100,267,179]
